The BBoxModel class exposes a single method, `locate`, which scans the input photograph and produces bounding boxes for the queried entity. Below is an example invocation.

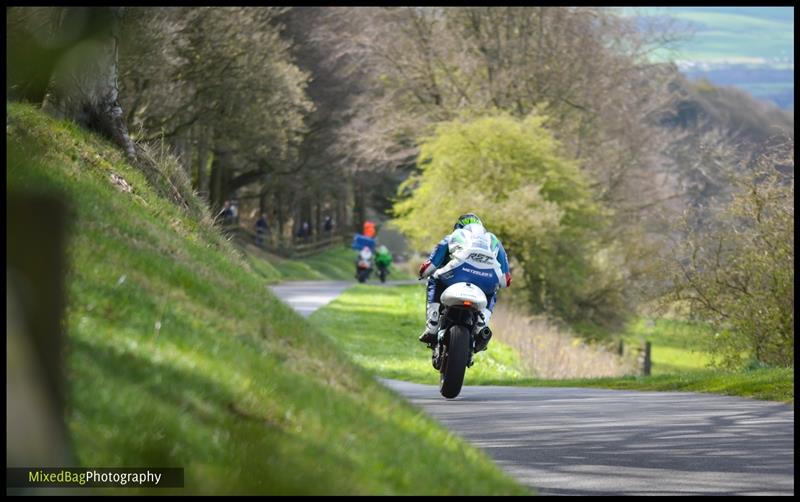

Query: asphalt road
[270,280,356,317]
[381,379,794,496]
[270,280,795,496]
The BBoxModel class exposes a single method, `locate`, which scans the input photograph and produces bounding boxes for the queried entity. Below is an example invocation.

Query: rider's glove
[505,272,512,287]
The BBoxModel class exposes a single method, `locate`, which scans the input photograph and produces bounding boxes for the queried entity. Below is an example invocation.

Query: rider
[375,245,393,274]
[357,245,373,268]
[417,213,511,352]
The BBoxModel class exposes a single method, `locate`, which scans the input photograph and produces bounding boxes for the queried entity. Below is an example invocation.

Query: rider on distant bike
[375,245,393,281]
[355,245,374,282]
[417,213,511,352]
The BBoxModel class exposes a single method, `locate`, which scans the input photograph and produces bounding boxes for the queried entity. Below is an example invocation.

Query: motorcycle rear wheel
[439,325,470,399]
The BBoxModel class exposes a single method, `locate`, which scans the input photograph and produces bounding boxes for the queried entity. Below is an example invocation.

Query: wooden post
[642,318,654,376]
[642,341,652,376]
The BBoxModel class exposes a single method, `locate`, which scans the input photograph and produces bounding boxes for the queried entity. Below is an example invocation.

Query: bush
[666,140,794,368]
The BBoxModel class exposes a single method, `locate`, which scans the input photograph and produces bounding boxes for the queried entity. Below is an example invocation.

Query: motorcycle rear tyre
[439,325,470,399]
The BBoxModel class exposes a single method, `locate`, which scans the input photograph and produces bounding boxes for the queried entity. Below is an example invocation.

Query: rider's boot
[418,302,441,347]
[473,308,493,352]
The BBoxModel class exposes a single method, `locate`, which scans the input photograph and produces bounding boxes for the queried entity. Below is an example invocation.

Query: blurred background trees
[7,6,793,367]
[663,140,794,368]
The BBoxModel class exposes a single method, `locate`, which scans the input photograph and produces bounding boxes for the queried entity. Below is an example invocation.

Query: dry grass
[491,304,636,379]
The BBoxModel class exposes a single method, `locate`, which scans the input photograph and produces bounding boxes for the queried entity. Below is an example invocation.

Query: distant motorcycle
[355,247,374,283]
[375,245,393,284]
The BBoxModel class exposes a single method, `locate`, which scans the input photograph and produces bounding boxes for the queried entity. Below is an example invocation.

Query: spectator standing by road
[255,213,269,247]
[297,221,311,241]
[220,200,234,226]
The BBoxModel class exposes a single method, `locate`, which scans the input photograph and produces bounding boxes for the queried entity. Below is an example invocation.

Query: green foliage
[394,113,629,332]
[622,318,714,374]
[693,77,717,94]
[666,141,794,369]
[7,102,527,495]
[120,7,313,159]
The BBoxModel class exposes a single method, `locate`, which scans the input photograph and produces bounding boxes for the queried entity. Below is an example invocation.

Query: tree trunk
[259,187,268,216]
[182,129,194,177]
[336,195,345,235]
[196,146,208,201]
[41,7,136,161]
[352,177,366,233]
[276,189,286,240]
[314,198,322,237]
[209,152,224,214]
[175,134,186,174]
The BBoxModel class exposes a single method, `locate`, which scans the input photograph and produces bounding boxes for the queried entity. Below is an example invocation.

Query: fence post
[642,341,652,376]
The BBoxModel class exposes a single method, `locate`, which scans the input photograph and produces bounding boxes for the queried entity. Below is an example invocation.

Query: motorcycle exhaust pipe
[474,326,492,352]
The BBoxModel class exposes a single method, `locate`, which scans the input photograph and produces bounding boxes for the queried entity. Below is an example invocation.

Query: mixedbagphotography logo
[7,468,184,488]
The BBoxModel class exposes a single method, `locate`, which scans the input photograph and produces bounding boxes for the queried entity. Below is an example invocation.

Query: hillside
[621,7,794,109]
[662,73,793,145]
[6,102,528,495]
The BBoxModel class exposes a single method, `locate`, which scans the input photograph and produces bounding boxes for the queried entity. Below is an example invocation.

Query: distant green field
[621,318,714,375]
[621,7,794,108]
[621,7,794,63]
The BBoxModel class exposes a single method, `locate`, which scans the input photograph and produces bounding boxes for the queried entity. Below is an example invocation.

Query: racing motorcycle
[430,282,491,399]
[355,247,374,283]
[420,226,503,399]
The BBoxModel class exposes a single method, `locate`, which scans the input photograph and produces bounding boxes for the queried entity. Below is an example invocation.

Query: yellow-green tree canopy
[394,114,627,331]
[395,114,597,246]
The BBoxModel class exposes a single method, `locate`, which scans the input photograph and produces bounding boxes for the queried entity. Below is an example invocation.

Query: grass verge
[262,245,413,282]
[309,284,529,385]
[237,238,415,283]
[6,102,528,495]
[310,283,793,404]
[478,368,793,404]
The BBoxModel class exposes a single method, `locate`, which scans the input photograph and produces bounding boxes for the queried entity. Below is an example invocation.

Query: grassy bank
[6,102,528,495]
[310,283,793,403]
[235,234,415,283]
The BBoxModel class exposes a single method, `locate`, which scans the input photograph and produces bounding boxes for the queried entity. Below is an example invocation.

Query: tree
[394,114,631,332]
[117,7,313,212]
[317,7,687,329]
[8,7,136,159]
[665,139,794,368]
